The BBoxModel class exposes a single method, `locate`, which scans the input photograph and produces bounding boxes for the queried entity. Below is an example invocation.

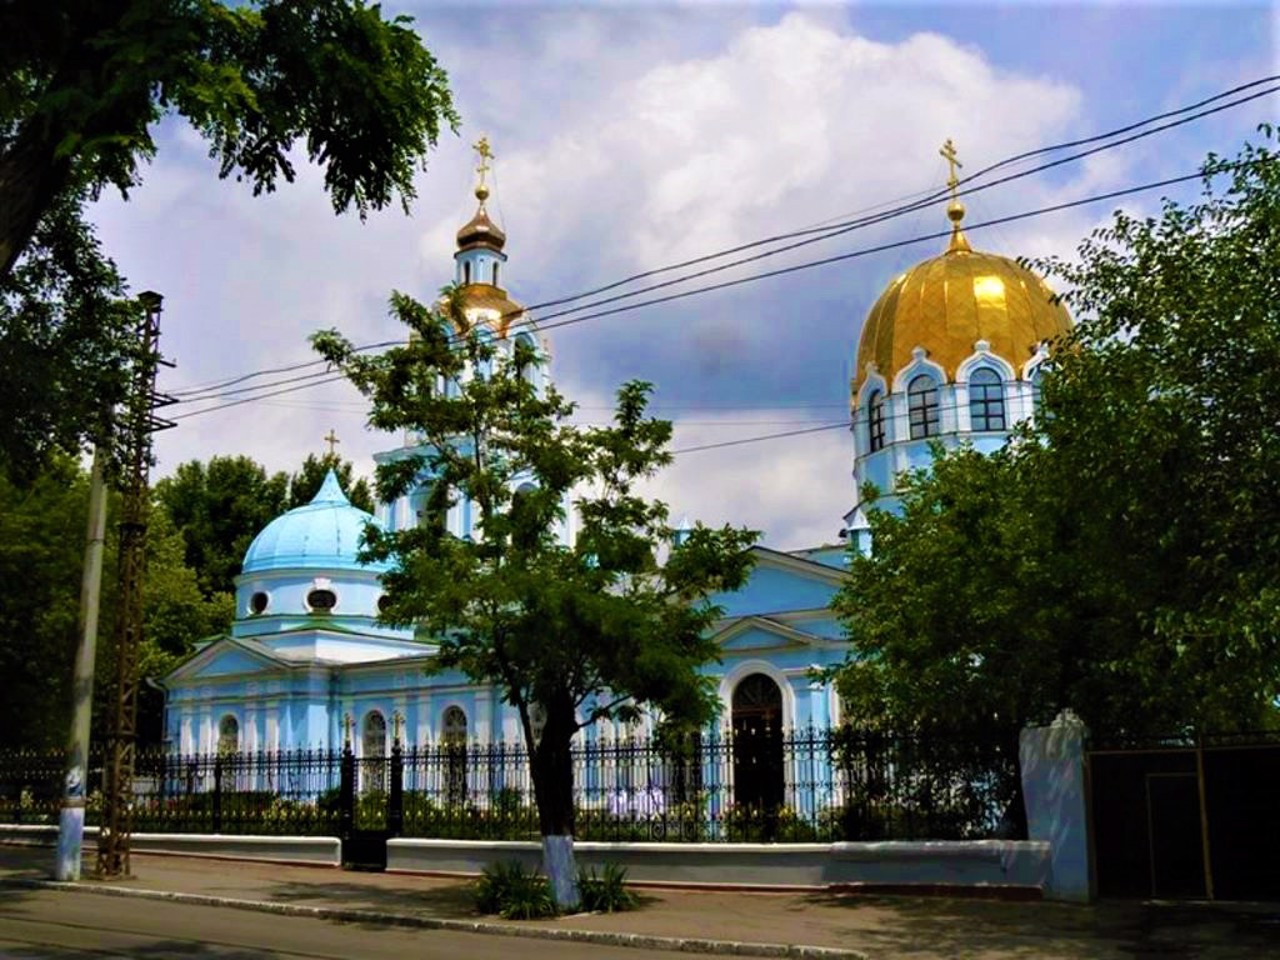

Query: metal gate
[1088,734,1280,900]
[338,739,404,871]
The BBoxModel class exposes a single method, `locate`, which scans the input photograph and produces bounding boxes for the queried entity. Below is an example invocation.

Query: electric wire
[521,75,1279,314]
[530,84,1279,327]
[166,154,1267,423]
[164,77,1276,402]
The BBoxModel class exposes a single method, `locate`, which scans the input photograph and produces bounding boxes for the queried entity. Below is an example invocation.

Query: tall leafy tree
[0,458,231,750]
[0,457,91,749]
[0,189,138,478]
[288,452,374,512]
[0,0,459,277]
[154,455,289,599]
[833,131,1280,745]
[314,290,758,908]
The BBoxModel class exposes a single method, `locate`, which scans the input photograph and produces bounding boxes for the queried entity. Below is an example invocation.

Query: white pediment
[711,616,820,654]
[708,546,844,620]
[164,637,288,685]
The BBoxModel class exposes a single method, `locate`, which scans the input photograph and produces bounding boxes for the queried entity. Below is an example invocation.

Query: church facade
[163,144,1070,773]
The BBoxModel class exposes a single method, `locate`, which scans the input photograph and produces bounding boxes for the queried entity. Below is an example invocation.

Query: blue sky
[89,1,1275,549]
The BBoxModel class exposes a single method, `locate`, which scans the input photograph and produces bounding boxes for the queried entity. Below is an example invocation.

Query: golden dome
[853,222,1071,398]
[456,203,506,252]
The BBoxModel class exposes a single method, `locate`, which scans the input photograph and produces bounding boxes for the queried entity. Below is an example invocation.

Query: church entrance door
[731,673,785,833]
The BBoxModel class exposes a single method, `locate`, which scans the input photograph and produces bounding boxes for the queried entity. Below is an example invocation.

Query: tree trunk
[530,698,579,910]
[0,123,72,279]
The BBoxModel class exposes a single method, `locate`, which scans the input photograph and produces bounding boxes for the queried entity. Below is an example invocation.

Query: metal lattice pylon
[97,292,175,878]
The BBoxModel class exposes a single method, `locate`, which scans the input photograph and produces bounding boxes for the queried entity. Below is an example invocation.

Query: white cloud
[84,4,1237,548]
[494,13,1082,278]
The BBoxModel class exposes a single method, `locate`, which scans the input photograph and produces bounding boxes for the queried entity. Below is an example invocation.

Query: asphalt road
[0,888,686,960]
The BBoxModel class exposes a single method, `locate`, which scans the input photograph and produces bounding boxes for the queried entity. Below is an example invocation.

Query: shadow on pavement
[800,892,1280,959]
[262,877,479,918]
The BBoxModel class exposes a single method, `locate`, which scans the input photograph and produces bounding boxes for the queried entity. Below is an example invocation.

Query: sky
[89,0,1275,551]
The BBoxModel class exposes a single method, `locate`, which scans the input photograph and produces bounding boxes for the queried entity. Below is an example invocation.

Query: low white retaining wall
[386,837,1054,896]
[2,825,1053,897]
[0,824,340,867]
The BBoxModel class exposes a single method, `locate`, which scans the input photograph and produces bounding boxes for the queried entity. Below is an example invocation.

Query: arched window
[217,715,239,755]
[492,262,500,286]
[514,332,538,385]
[362,711,387,794]
[968,367,1006,432]
[463,261,472,285]
[474,331,494,381]
[866,390,886,452]
[907,374,940,439]
[442,706,468,806]
[1030,368,1045,417]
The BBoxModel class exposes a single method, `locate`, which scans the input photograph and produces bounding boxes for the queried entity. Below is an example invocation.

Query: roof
[241,470,390,574]
[854,213,1072,396]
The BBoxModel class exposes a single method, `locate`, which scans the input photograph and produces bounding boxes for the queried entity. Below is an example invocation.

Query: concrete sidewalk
[1,844,1276,959]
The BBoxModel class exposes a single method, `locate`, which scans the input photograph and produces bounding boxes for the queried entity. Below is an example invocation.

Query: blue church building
[163,143,1070,781]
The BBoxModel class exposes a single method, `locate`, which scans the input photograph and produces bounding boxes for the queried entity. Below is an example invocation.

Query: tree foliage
[0,457,91,749]
[154,455,289,599]
[0,457,230,749]
[314,289,758,905]
[834,132,1280,740]
[0,189,139,478]
[0,0,459,277]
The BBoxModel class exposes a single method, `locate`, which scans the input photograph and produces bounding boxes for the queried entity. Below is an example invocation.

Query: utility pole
[55,445,108,881]
[96,291,175,879]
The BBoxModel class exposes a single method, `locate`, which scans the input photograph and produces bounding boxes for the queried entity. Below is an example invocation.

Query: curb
[1,877,870,960]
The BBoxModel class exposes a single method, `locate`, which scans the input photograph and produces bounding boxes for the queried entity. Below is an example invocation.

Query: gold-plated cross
[323,429,340,456]
[939,138,963,200]
[473,136,493,189]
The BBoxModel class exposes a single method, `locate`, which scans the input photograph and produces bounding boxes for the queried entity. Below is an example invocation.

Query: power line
[522,76,1279,316]
[170,373,351,421]
[531,84,1279,328]
[171,339,401,400]
[166,154,1268,422]
[163,77,1276,402]
[528,157,1268,336]
[672,422,849,455]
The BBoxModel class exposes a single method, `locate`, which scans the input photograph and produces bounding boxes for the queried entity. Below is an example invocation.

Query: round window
[307,588,337,612]
[377,594,392,614]
[249,592,269,615]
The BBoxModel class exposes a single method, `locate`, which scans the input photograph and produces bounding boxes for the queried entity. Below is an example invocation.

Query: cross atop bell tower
[939,138,970,253]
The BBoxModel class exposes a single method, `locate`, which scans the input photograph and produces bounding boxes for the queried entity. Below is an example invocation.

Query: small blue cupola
[231,468,412,643]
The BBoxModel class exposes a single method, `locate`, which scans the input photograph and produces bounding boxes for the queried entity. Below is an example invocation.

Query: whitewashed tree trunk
[542,834,579,909]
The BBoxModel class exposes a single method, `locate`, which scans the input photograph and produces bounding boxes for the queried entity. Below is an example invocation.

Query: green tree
[0,0,459,278]
[0,189,139,478]
[131,501,235,743]
[288,452,374,512]
[833,131,1280,747]
[154,455,289,599]
[0,457,90,749]
[314,290,758,908]
[0,457,232,750]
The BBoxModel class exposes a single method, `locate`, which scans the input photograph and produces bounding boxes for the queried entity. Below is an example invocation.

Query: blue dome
[242,470,390,574]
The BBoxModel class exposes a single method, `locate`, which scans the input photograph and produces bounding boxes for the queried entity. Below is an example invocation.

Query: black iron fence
[0,727,1021,843]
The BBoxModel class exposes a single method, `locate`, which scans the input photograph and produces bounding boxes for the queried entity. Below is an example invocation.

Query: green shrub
[475,859,558,919]
[578,862,638,913]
